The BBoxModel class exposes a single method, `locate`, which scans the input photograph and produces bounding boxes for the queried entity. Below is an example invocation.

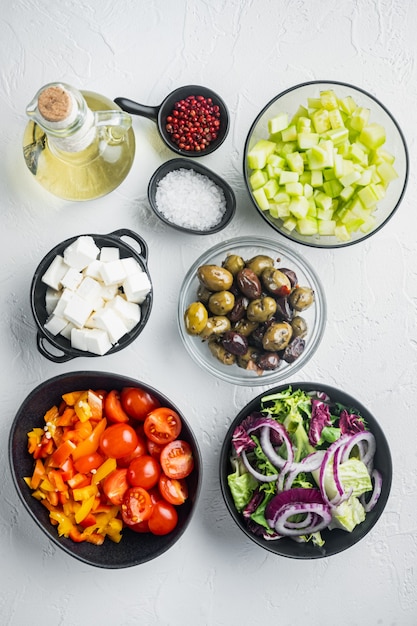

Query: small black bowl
[219,382,392,559]
[30,229,153,363]
[9,371,202,568]
[147,158,236,234]
[115,84,229,157]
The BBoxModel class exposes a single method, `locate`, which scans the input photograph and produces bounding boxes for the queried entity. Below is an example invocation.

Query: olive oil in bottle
[23,83,136,201]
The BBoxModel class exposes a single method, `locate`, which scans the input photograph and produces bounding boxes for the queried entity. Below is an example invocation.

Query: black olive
[256,351,281,370]
[221,330,249,356]
[278,267,298,287]
[275,296,293,322]
[282,336,305,363]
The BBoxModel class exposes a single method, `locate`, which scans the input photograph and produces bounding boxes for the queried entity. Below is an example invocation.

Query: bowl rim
[8,370,203,568]
[147,157,236,234]
[30,230,153,362]
[243,79,409,249]
[219,381,393,559]
[177,235,327,386]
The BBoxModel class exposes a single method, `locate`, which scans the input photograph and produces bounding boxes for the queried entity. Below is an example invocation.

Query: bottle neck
[48,107,96,153]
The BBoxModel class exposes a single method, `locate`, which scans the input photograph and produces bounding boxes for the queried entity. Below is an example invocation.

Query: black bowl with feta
[30,229,153,362]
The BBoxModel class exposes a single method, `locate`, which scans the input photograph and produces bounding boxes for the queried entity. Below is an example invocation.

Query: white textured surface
[1,1,416,624]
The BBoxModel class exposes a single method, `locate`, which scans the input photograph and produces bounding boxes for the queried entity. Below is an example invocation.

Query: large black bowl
[219,382,392,559]
[9,371,202,568]
[30,229,153,363]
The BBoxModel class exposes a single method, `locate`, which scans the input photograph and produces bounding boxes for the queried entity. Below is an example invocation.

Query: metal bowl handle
[109,228,149,262]
[36,334,75,363]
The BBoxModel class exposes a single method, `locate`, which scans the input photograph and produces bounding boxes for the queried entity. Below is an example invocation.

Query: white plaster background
[1,1,416,624]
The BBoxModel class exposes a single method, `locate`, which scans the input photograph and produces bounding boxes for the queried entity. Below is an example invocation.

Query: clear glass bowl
[243,81,409,248]
[178,236,326,386]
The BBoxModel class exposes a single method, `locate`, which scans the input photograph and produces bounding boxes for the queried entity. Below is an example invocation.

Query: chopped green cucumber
[247,87,398,241]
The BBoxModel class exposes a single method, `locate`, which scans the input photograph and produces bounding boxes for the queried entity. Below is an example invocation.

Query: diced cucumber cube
[299,171,312,185]
[349,107,370,131]
[356,167,373,186]
[357,184,379,209]
[310,170,323,187]
[359,123,386,150]
[339,185,355,202]
[334,224,351,241]
[320,90,338,110]
[298,132,319,150]
[328,108,345,129]
[340,169,361,187]
[317,207,334,221]
[289,196,309,218]
[279,171,299,184]
[252,186,270,211]
[307,97,321,109]
[348,143,368,166]
[326,127,349,145]
[306,145,329,170]
[297,217,319,235]
[290,105,309,125]
[274,191,291,204]
[280,141,298,156]
[286,182,304,196]
[268,204,280,219]
[267,154,285,168]
[249,169,268,190]
[263,179,279,199]
[277,203,291,218]
[376,161,398,186]
[268,113,289,135]
[315,192,333,211]
[318,219,336,235]
[311,108,331,134]
[282,216,298,232]
[286,151,304,174]
[323,179,343,198]
[281,125,297,142]
[296,116,312,133]
[304,183,313,198]
[360,215,376,233]
[247,140,277,169]
[338,95,357,115]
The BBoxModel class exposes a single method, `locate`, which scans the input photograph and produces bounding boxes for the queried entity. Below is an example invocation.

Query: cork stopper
[38,86,72,122]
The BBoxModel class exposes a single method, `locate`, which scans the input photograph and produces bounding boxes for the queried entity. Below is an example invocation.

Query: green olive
[222,254,245,276]
[291,315,308,338]
[237,346,262,370]
[233,318,259,337]
[262,321,293,351]
[184,301,208,335]
[200,316,231,340]
[246,296,277,323]
[197,284,212,304]
[208,337,236,365]
[197,265,233,292]
[262,267,292,296]
[289,286,315,311]
[245,254,275,277]
[208,290,235,316]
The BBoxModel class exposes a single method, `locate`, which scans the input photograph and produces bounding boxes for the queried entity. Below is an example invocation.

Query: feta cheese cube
[61,267,83,290]
[106,295,140,331]
[85,329,112,355]
[70,328,89,351]
[100,284,119,301]
[42,255,69,290]
[52,288,74,317]
[44,314,68,336]
[121,257,142,276]
[99,247,120,262]
[84,259,103,280]
[123,271,151,303]
[92,308,129,344]
[76,276,102,305]
[59,321,76,340]
[63,293,94,328]
[99,260,127,286]
[63,236,99,270]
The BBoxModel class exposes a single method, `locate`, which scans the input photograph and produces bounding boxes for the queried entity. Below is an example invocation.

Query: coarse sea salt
[155,168,227,231]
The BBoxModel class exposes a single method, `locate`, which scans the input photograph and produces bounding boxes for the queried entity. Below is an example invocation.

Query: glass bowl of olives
[178,236,326,386]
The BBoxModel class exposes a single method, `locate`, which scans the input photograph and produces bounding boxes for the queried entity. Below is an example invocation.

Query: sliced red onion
[258,423,294,468]
[332,445,345,499]
[241,450,278,482]
[271,503,332,536]
[318,435,350,507]
[284,451,326,490]
[341,430,376,467]
[361,469,382,512]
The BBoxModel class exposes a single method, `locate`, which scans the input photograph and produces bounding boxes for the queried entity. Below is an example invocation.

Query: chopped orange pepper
[91,457,117,485]
[50,439,76,468]
[31,458,46,489]
[71,417,107,461]
[62,391,84,406]
[57,407,76,427]
[67,472,90,489]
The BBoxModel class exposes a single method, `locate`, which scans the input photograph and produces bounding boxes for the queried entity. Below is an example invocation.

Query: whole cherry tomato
[160,440,194,479]
[120,387,161,421]
[99,423,138,459]
[148,500,178,535]
[116,433,147,468]
[127,455,161,490]
[104,389,129,424]
[144,407,182,445]
[74,451,104,474]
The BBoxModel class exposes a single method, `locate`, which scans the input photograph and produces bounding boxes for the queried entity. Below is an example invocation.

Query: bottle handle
[94,110,132,132]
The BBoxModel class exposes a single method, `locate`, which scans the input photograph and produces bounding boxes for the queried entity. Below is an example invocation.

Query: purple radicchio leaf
[242,488,264,519]
[308,398,332,446]
[339,409,366,435]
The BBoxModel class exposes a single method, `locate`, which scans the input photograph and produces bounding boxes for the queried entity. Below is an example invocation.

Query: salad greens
[227,386,381,545]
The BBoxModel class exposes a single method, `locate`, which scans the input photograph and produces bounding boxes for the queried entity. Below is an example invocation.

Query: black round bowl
[115,84,229,157]
[219,382,392,559]
[9,371,202,569]
[30,229,153,363]
[147,158,236,234]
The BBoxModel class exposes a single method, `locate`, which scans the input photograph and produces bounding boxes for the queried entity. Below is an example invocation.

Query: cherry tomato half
[103,468,129,505]
[121,487,153,526]
[99,423,138,459]
[148,500,178,536]
[159,474,188,505]
[128,487,162,533]
[104,389,130,424]
[121,387,161,421]
[160,440,194,479]
[127,455,161,490]
[144,407,182,445]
